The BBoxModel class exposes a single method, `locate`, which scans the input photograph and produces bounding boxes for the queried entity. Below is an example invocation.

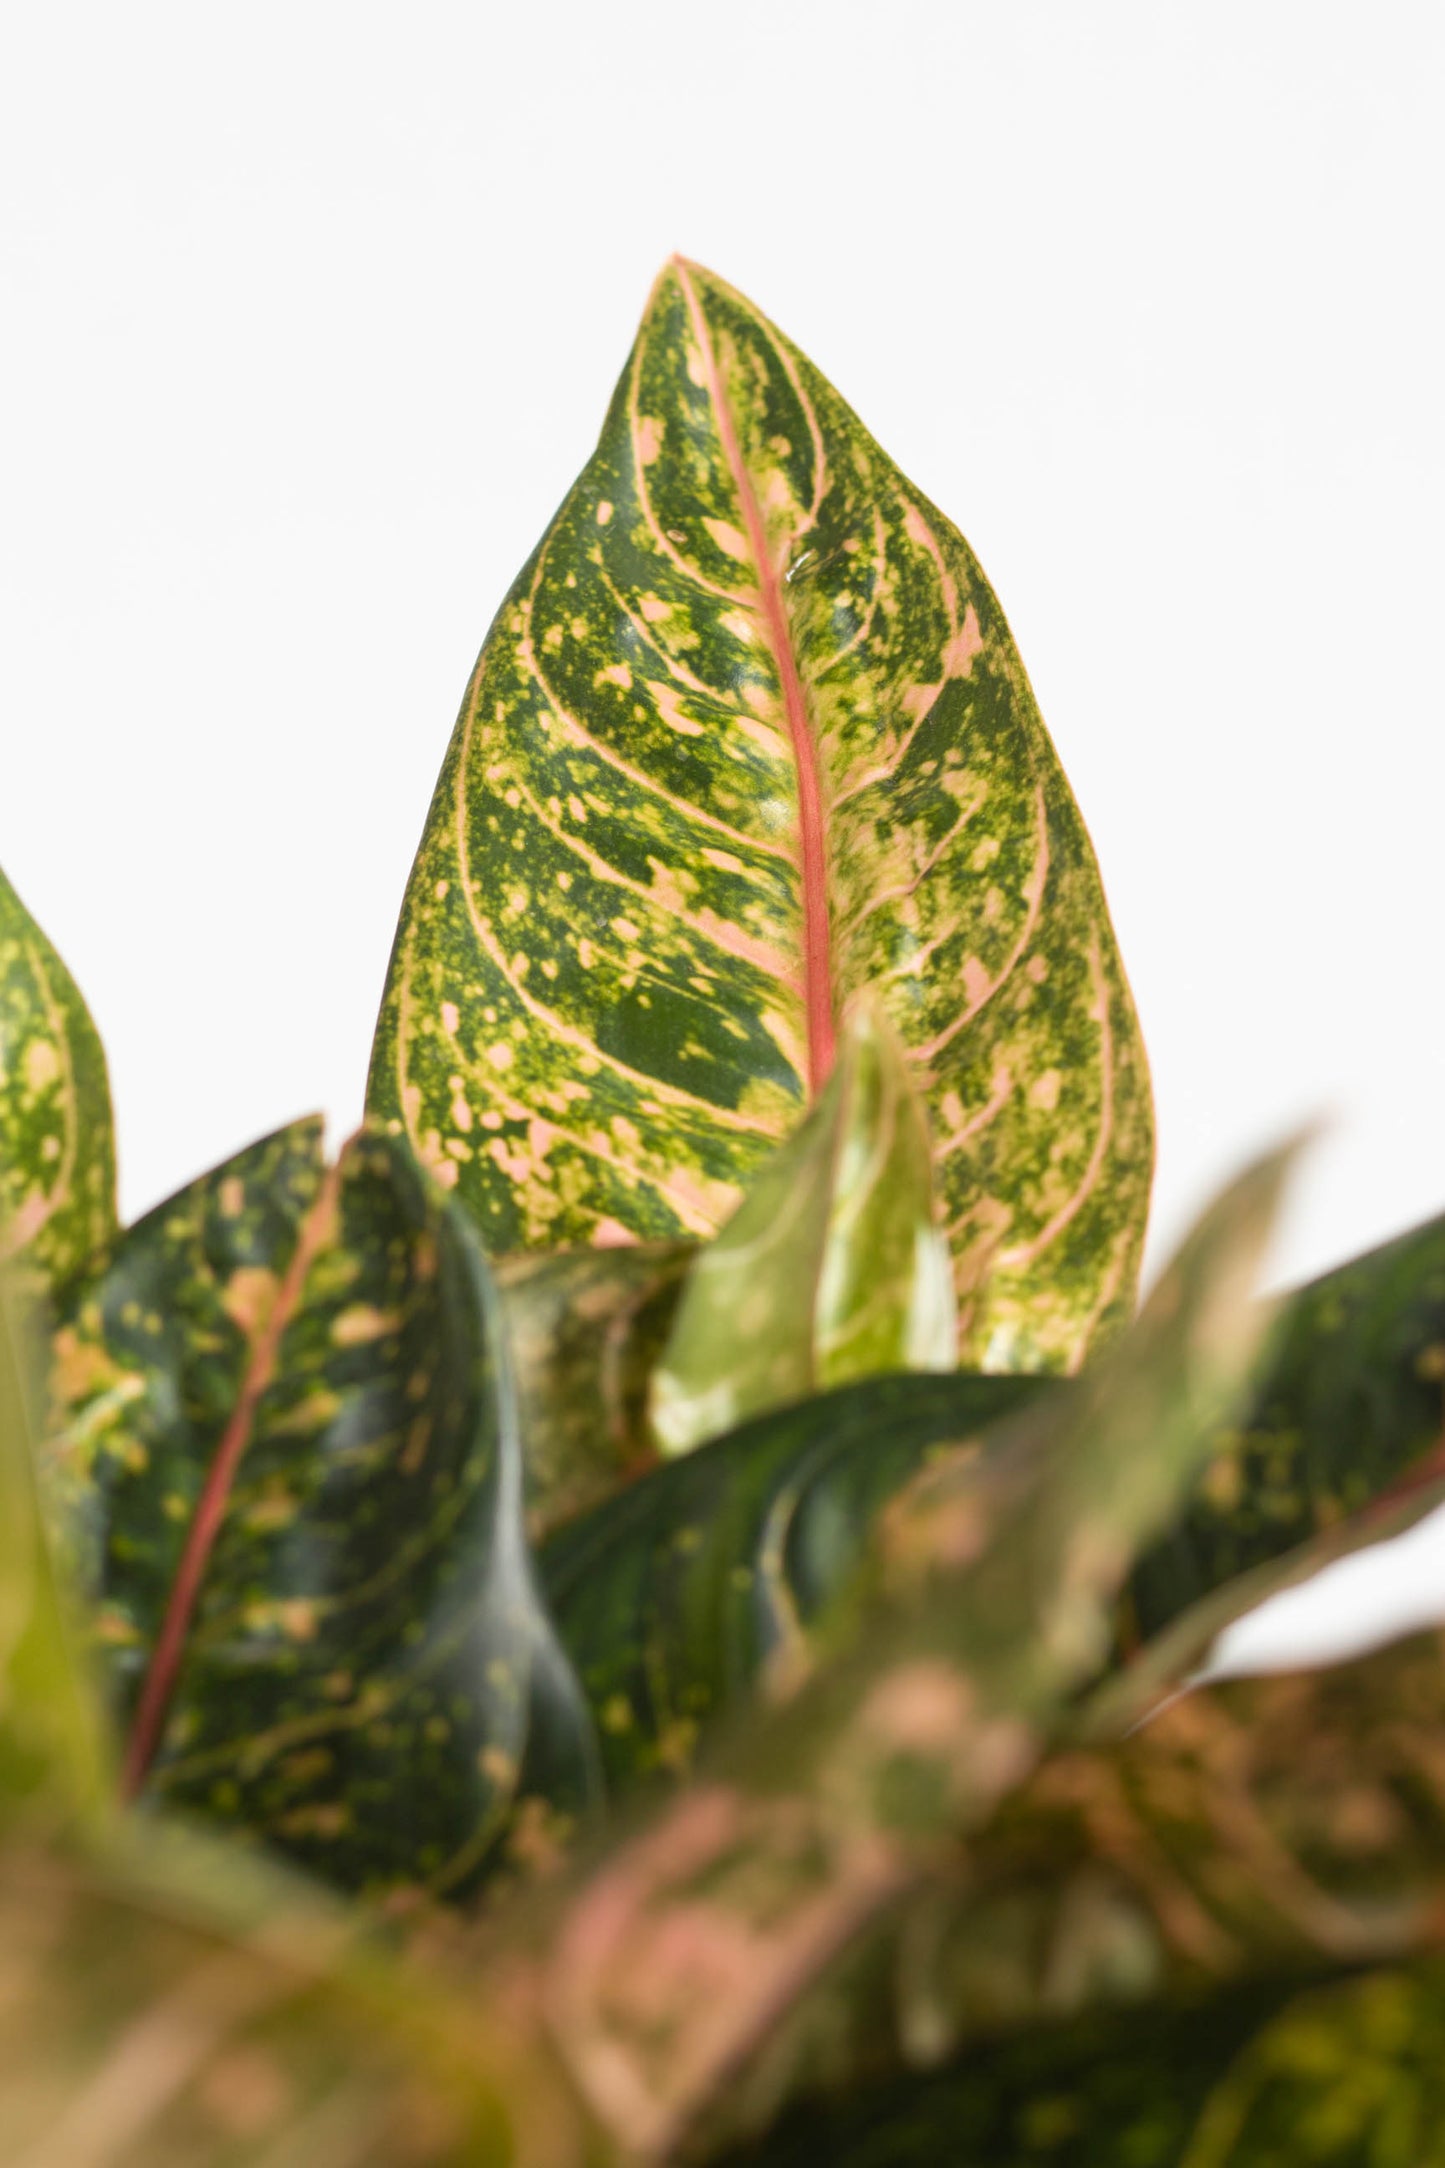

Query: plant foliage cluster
[3,261,1444,2164]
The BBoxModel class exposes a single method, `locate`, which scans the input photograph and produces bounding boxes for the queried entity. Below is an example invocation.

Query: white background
[3,3,1443,1665]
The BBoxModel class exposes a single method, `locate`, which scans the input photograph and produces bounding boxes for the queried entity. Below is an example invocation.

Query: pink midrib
[120,1158,345,1798]
[673,258,836,1095]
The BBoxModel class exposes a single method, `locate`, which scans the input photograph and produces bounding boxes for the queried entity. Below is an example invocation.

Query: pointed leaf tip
[367,261,1153,1374]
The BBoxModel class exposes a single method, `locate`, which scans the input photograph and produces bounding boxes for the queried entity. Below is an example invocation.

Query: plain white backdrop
[3,2,1443,1666]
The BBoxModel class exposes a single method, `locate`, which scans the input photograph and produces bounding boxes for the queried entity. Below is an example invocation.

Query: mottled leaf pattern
[541,1371,1051,1790]
[44,1120,596,1898]
[368,258,1152,1373]
[1125,1201,1445,1647]
[0,862,116,1303]
[651,999,957,1454]
[495,1238,691,1540]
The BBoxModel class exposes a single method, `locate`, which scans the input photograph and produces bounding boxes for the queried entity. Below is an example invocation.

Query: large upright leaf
[368,257,1153,1372]
[650,998,957,1455]
[45,1120,596,1898]
[0,861,116,1302]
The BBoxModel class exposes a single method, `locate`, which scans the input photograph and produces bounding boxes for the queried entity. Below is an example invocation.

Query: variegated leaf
[44,1120,597,1898]
[494,1238,691,1540]
[368,258,1153,1373]
[0,862,116,1304]
[650,997,957,1455]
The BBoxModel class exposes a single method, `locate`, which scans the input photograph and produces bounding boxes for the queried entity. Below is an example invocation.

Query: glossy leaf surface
[368,257,1153,1372]
[45,1120,595,1898]
[495,1237,691,1539]
[509,1146,1289,2160]
[540,1370,1052,1789]
[0,862,116,1302]
[1124,1201,1445,1646]
[651,999,957,1454]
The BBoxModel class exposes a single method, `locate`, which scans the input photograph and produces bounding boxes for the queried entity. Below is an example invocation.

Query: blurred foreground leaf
[491,1144,1294,2160]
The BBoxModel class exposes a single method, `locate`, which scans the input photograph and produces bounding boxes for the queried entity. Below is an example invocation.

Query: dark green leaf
[0,861,116,1303]
[650,998,957,1455]
[45,1121,596,1899]
[367,258,1152,1374]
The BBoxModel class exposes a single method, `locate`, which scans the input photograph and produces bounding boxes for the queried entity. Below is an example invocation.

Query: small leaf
[540,1370,1053,1790]
[650,997,957,1455]
[368,257,1153,1374]
[494,1238,691,1539]
[0,862,116,1303]
[45,1121,596,1898]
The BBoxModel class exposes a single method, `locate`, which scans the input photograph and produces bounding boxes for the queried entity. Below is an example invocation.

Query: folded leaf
[1124,1201,1445,1646]
[45,1120,596,1898]
[649,998,957,1455]
[494,1238,691,1539]
[540,1371,1053,1789]
[0,862,116,1303]
[368,257,1152,1373]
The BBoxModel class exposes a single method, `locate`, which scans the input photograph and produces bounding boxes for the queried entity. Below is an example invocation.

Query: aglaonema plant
[2,258,1444,2165]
